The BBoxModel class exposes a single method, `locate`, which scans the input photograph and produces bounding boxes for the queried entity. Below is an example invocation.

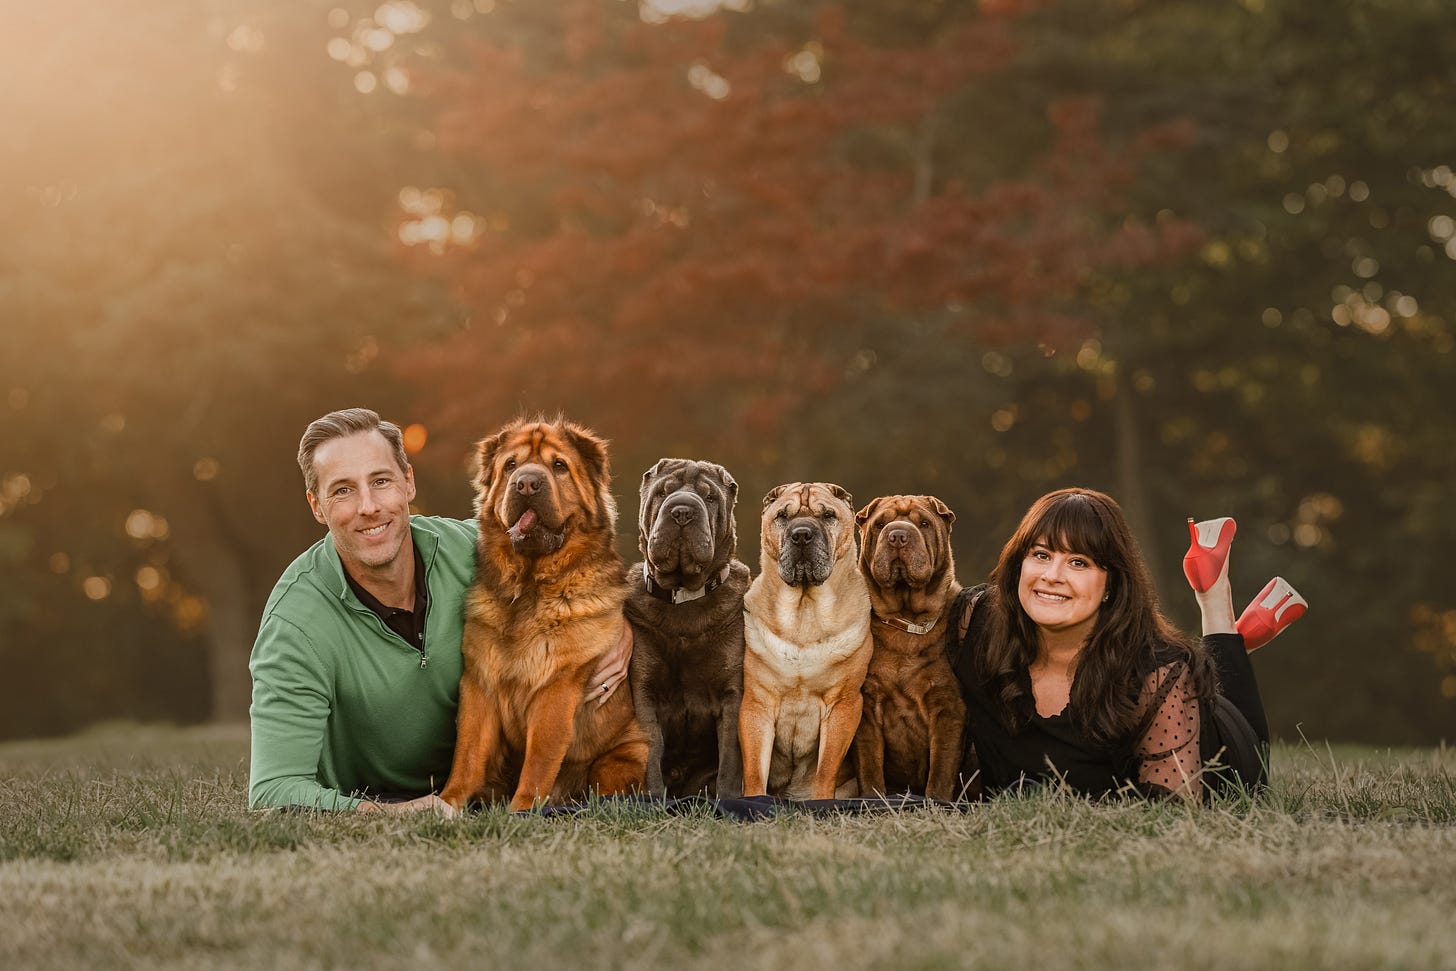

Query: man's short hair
[297,408,409,495]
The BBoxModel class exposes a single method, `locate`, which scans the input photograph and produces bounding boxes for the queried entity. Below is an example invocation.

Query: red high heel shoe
[1182,517,1237,593]
[1237,577,1308,652]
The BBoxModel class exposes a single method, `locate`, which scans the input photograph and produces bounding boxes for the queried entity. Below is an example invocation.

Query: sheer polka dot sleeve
[1135,662,1201,801]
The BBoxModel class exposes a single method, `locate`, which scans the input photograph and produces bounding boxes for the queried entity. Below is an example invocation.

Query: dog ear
[563,422,610,486]
[641,459,668,500]
[720,467,739,506]
[762,483,789,509]
[929,495,956,527]
[637,460,667,553]
[472,431,505,497]
[855,498,879,529]
[829,483,853,508]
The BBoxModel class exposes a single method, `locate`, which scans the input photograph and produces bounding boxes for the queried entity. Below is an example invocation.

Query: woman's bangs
[1032,495,1111,565]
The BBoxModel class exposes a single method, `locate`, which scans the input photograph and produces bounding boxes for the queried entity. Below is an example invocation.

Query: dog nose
[885,525,911,548]
[790,524,815,546]
[515,471,543,496]
[670,505,695,526]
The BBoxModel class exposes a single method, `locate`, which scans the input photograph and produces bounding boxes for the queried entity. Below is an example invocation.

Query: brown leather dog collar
[645,565,731,605]
[873,612,941,636]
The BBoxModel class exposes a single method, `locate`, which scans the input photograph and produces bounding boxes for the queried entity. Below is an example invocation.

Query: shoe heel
[1182,516,1236,593]
[1238,576,1308,651]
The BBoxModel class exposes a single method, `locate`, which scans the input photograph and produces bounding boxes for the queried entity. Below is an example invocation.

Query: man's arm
[248,616,363,811]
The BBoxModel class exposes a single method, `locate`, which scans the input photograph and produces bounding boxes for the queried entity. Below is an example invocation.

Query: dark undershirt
[343,542,428,657]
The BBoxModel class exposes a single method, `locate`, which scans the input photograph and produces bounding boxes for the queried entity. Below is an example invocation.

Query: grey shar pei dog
[625,458,750,798]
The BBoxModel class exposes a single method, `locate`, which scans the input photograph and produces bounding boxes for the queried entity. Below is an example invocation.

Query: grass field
[2,725,1453,970]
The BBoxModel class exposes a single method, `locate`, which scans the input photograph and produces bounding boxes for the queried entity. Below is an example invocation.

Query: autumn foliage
[401,0,1199,443]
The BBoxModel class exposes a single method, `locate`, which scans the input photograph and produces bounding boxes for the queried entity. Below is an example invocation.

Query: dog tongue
[508,508,537,540]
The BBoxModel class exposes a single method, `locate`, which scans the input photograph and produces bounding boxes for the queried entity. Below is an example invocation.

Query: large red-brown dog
[438,417,646,812]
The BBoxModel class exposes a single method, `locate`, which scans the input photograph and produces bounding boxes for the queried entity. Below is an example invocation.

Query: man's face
[306,430,416,578]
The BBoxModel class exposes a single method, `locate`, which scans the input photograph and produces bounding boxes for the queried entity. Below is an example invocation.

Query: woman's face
[1017,536,1108,642]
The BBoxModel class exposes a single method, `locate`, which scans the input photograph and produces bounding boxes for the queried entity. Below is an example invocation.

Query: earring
[1102,593,1110,603]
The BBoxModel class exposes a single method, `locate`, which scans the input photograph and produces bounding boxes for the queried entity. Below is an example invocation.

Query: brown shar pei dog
[625,458,750,798]
[438,417,647,812]
[853,495,971,802]
[740,482,872,800]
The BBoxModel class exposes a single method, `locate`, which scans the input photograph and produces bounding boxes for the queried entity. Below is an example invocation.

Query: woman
[949,488,1306,801]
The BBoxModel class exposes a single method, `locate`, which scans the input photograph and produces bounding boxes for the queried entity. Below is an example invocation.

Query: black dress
[949,585,1268,799]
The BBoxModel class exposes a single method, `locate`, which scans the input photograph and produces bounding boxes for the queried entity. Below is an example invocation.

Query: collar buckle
[646,564,730,605]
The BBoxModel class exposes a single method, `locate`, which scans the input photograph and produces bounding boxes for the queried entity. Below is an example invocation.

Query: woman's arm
[1134,662,1202,802]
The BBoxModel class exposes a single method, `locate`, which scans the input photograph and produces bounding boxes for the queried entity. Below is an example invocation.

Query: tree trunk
[1112,361,1163,582]
[147,478,258,723]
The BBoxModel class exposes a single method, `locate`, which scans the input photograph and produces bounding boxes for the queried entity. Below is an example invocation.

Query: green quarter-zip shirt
[248,515,476,810]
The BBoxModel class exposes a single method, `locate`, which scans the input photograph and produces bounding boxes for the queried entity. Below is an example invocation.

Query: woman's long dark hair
[978,488,1217,748]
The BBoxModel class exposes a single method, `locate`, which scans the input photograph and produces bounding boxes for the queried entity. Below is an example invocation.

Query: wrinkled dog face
[856,495,956,589]
[473,418,615,559]
[761,482,856,587]
[639,458,739,590]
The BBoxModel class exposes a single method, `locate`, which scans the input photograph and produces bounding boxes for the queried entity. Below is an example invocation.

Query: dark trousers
[1202,632,1270,793]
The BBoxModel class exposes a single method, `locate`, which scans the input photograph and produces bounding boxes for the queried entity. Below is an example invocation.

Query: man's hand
[588,619,634,707]
[356,793,458,818]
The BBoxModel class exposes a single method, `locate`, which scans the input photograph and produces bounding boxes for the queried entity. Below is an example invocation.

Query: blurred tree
[395,0,1455,740]
[0,0,443,724]
[922,0,1456,740]
[390,0,1197,512]
[2,0,1450,743]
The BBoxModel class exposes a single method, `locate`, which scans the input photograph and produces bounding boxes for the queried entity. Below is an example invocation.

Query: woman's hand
[588,619,634,706]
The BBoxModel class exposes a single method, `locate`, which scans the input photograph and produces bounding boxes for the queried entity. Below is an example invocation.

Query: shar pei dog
[853,494,970,801]
[438,417,647,812]
[740,482,872,800]
[625,458,751,798]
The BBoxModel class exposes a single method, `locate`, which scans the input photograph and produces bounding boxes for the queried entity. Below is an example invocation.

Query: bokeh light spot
[403,423,428,454]
[125,509,156,540]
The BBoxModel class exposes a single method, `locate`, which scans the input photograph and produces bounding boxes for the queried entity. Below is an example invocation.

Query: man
[248,408,629,813]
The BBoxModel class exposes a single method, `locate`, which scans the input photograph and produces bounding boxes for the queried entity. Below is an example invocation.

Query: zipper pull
[419,651,427,669]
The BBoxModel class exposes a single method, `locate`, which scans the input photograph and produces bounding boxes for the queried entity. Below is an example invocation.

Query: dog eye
[821,509,836,520]
[776,508,788,520]
[921,520,931,529]
[503,458,516,471]
[553,458,567,473]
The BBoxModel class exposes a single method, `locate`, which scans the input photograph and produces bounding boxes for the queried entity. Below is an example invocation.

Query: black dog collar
[645,565,730,605]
